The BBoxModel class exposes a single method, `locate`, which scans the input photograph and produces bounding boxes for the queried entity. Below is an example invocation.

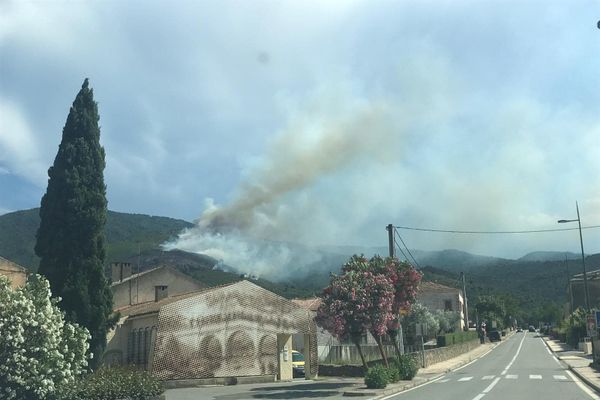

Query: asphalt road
[383,331,600,400]
[166,378,357,400]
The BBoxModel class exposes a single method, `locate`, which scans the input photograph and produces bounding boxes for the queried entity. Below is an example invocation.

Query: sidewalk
[344,336,510,398]
[543,336,600,394]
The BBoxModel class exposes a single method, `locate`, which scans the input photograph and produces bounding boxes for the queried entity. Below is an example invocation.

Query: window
[444,300,453,311]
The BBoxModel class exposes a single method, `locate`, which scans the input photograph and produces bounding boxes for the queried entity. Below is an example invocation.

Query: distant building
[569,269,600,310]
[0,256,27,289]
[417,281,465,331]
[110,263,206,308]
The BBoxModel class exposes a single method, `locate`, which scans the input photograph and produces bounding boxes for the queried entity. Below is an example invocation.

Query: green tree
[35,78,113,368]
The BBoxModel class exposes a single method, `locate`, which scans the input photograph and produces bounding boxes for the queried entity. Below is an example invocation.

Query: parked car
[517,327,523,332]
[528,326,536,332]
[292,350,305,377]
[488,330,501,342]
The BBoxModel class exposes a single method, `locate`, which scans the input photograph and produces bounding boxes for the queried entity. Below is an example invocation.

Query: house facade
[105,279,317,382]
[0,256,27,288]
[569,269,600,310]
[417,281,465,330]
[111,263,206,308]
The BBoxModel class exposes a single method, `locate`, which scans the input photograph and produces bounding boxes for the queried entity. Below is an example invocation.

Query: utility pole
[461,272,469,330]
[387,224,395,258]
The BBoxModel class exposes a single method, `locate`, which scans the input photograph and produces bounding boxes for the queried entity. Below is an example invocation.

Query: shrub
[395,354,419,380]
[0,275,90,400]
[56,367,164,400]
[437,331,479,347]
[365,364,388,389]
[386,365,400,383]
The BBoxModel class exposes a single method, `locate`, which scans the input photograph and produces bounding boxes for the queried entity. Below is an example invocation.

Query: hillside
[518,251,580,262]
[3,207,599,305]
[0,209,318,299]
[0,208,193,271]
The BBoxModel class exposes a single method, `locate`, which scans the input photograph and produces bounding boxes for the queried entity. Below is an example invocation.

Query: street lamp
[558,201,589,311]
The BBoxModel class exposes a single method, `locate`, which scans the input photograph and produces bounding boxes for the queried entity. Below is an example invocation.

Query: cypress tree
[35,78,113,368]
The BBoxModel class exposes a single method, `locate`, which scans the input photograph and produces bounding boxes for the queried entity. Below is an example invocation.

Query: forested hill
[2,208,599,304]
[0,208,193,271]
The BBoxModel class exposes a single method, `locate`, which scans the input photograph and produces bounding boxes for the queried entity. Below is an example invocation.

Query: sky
[1,0,599,263]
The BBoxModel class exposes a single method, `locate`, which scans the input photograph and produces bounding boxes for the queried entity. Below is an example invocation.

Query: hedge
[437,331,479,347]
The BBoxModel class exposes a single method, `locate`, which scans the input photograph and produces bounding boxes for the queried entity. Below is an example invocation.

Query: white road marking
[482,377,501,393]
[553,375,567,380]
[437,378,450,383]
[529,375,542,379]
[472,394,486,400]
[458,376,473,381]
[501,332,527,375]
[505,374,518,379]
[482,375,495,380]
[541,337,563,367]
[377,374,446,399]
[566,370,600,400]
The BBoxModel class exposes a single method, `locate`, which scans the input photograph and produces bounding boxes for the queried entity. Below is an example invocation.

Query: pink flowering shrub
[316,255,421,366]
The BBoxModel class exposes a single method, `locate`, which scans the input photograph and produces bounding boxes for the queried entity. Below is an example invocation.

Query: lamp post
[558,201,589,311]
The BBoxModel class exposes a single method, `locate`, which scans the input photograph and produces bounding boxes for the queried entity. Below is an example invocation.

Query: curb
[542,336,600,394]
[568,365,600,394]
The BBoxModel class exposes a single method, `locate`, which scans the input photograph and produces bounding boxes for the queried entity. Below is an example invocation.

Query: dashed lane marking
[505,375,518,379]
[482,375,495,380]
[501,332,527,375]
[458,376,473,381]
[553,375,567,380]
[482,377,501,393]
[529,375,542,380]
[437,379,450,383]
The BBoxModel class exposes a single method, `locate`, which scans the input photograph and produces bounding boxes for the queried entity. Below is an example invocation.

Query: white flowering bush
[0,275,90,400]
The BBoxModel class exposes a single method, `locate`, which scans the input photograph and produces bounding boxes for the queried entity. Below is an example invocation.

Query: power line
[394,229,421,269]
[393,238,411,264]
[394,224,600,235]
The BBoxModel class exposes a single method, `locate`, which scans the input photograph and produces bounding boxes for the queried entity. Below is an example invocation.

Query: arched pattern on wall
[226,330,255,372]
[199,335,223,375]
[258,335,277,375]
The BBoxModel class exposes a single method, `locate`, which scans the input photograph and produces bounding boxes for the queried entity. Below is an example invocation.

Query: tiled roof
[419,281,461,293]
[292,297,321,311]
[110,265,207,289]
[110,266,162,286]
[114,281,238,317]
[0,256,27,272]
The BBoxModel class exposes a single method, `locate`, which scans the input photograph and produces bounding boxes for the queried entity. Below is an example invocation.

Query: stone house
[0,256,28,288]
[105,278,317,383]
[111,263,206,308]
[417,281,465,330]
[569,268,600,310]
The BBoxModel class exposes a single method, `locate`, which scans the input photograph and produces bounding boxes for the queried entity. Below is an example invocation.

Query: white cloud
[0,100,46,186]
[1,0,599,265]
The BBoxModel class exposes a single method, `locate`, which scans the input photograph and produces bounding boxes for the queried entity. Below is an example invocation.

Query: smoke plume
[164,97,405,281]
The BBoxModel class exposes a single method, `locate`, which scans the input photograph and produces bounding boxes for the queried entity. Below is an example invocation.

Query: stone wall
[318,344,397,365]
[422,339,480,367]
[319,339,481,376]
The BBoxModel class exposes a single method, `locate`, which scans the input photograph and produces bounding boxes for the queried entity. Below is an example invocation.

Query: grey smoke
[164,98,406,281]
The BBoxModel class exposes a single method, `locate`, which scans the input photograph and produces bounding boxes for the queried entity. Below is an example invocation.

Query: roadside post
[416,323,427,368]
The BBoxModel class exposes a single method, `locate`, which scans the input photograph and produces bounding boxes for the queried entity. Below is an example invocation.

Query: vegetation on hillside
[0,209,192,272]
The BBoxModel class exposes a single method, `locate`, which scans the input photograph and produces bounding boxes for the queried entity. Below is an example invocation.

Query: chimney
[111,262,133,283]
[155,285,168,302]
